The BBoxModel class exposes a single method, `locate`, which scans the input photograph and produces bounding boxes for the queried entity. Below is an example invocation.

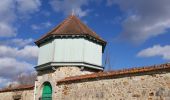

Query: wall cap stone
[0,85,34,93]
[57,63,170,84]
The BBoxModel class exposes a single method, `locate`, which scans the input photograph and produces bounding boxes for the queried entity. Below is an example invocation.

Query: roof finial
[71,9,75,16]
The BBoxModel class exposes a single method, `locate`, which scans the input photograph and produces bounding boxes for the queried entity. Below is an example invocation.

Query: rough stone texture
[57,72,170,100]
[0,89,33,100]
[1,66,170,100]
[35,66,96,100]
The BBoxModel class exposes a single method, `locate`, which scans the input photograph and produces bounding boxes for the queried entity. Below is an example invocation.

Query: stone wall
[0,89,34,100]
[35,66,98,100]
[1,65,170,100]
[57,72,170,100]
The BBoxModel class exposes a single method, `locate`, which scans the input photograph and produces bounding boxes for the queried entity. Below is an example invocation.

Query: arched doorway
[42,82,52,100]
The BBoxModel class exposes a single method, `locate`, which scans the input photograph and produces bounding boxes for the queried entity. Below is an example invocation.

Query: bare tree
[104,48,112,71]
[5,72,36,89]
[17,72,37,85]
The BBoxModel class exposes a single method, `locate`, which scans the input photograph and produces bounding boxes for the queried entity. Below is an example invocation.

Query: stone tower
[34,15,106,99]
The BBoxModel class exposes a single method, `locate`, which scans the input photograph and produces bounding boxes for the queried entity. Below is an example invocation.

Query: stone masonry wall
[57,72,170,100]
[35,66,96,100]
[0,89,34,100]
[1,66,169,100]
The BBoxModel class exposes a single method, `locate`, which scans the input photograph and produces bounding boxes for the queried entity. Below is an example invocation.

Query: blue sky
[0,0,170,88]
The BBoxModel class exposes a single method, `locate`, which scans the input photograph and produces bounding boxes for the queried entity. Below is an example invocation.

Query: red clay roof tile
[35,15,106,46]
[57,63,170,84]
[0,85,34,93]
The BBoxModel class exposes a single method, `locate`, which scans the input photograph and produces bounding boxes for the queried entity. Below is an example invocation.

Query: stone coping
[57,63,170,84]
[0,85,34,93]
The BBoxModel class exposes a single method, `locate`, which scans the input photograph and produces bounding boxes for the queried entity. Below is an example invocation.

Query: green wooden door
[42,82,52,100]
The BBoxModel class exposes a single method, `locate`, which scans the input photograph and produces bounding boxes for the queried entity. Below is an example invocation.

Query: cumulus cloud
[0,57,35,88]
[50,0,92,17]
[10,38,34,47]
[16,0,41,14]
[0,0,41,37]
[0,43,38,88]
[0,38,34,47]
[0,57,34,78]
[0,45,38,60]
[0,0,41,88]
[0,23,17,37]
[0,39,37,88]
[0,0,16,37]
[108,0,170,43]
[17,45,39,59]
[31,21,52,30]
[137,45,170,60]
[0,77,10,88]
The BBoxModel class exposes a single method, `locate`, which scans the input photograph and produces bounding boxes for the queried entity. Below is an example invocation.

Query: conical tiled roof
[35,15,106,46]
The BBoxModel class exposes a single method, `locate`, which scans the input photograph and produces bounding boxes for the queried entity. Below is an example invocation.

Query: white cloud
[18,45,39,59]
[10,38,34,47]
[0,45,38,60]
[50,0,91,17]
[0,23,17,37]
[0,57,34,78]
[0,0,41,88]
[0,38,34,47]
[108,0,170,43]
[0,57,35,88]
[0,0,16,37]
[137,45,170,60]
[31,22,52,30]
[0,78,8,84]
[0,0,41,37]
[16,0,41,14]
[0,0,16,23]
[0,40,38,88]
[0,77,10,88]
